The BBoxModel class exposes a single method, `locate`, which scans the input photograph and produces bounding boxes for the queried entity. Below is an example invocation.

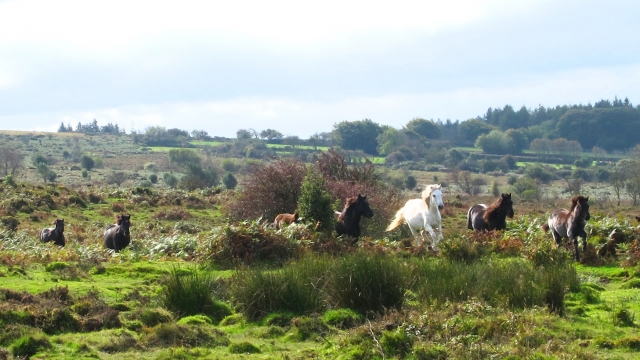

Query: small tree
[222,172,238,190]
[80,154,95,171]
[36,163,50,183]
[404,175,417,190]
[297,168,335,232]
[164,173,178,188]
[149,174,158,184]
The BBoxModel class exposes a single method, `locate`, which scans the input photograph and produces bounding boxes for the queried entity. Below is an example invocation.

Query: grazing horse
[467,193,514,231]
[40,219,65,246]
[104,214,131,252]
[335,194,374,243]
[386,184,445,249]
[542,195,590,261]
[274,212,299,229]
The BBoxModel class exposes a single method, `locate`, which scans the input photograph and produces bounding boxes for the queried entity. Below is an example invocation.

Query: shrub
[228,341,261,354]
[297,168,335,232]
[222,172,237,190]
[322,308,363,329]
[163,172,179,188]
[10,335,51,359]
[325,252,407,315]
[80,154,95,170]
[149,174,158,184]
[160,268,232,323]
[223,159,306,221]
[404,175,417,190]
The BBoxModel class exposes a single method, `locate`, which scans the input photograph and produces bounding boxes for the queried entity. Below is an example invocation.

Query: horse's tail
[386,208,404,232]
[39,229,49,243]
[541,223,549,232]
[466,207,473,230]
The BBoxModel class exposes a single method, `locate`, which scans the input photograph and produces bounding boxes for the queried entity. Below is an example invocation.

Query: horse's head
[54,219,64,233]
[578,196,590,221]
[502,193,514,218]
[423,184,444,210]
[356,194,374,219]
[120,215,131,235]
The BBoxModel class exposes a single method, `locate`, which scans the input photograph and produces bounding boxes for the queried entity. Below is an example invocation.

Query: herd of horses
[40,214,131,252]
[39,184,593,261]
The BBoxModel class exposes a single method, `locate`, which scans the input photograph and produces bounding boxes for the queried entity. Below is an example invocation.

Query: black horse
[104,214,131,252]
[542,195,590,261]
[467,193,514,231]
[40,219,65,246]
[335,194,374,244]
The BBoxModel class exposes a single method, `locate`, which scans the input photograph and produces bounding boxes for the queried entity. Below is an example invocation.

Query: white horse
[386,184,445,249]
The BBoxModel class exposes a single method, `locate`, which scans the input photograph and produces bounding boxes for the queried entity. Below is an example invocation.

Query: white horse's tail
[386,208,405,232]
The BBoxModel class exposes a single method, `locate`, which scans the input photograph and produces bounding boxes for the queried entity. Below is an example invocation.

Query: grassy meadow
[0,131,640,359]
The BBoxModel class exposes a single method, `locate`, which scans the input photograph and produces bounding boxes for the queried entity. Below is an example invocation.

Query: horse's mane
[421,184,441,209]
[338,196,359,222]
[481,196,504,223]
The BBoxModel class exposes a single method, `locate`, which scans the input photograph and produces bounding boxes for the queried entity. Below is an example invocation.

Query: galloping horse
[542,195,590,261]
[386,184,445,249]
[335,194,374,243]
[40,219,65,246]
[274,212,299,229]
[467,193,514,231]
[104,214,131,252]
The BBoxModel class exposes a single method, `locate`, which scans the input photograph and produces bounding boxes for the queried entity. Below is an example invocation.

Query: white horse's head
[421,184,444,210]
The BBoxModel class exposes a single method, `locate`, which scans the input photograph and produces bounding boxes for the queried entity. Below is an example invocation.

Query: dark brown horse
[40,219,65,246]
[335,194,374,244]
[542,195,590,261]
[467,193,514,231]
[274,212,299,229]
[104,214,131,252]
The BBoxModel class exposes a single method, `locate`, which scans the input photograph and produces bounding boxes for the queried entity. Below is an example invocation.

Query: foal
[335,194,374,244]
[274,212,299,229]
[542,196,590,261]
[40,219,66,246]
[467,193,514,231]
[104,214,131,252]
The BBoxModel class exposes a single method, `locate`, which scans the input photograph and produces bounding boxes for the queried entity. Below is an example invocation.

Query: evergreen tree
[297,168,335,232]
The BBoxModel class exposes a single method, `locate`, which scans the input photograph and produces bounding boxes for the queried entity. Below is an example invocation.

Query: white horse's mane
[421,184,442,208]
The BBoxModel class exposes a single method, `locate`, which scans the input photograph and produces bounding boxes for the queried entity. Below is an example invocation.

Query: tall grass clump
[324,252,408,315]
[229,255,329,321]
[410,257,579,312]
[160,268,231,323]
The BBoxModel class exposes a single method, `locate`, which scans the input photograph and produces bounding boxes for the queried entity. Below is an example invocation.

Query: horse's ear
[585,196,589,201]
[52,219,57,225]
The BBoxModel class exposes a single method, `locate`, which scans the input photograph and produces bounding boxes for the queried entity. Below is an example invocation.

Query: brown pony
[274,212,299,229]
[542,195,590,261]
[104,214,131,252]
[467,193,514,231]
[40,219,65,246]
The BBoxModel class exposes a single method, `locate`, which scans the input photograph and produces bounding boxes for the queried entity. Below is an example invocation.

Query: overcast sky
[0,0,638,138]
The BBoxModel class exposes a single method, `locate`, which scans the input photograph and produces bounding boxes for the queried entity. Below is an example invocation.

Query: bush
[80,154,95,170]
[228,341,261,354]
[222,172,237,190]
[149,174,158,184]
[223,159,306,221]
[160,268,231,323]
[322,308,363,329]
[10,335,51,359]
[380,329,414,357]
[297,168,335,232]
[163,173,178,188]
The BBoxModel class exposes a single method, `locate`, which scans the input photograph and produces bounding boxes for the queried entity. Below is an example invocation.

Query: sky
[0,0,639,138]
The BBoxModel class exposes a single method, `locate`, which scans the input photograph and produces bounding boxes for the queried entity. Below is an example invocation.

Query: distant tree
[459,119,495,143]
[80,155,95,171]
[406,118,441,139]
[168,148,201,167]
[149,174,158,184]
[62,150,71,162]
[404,175,417,190]
[57,122,68,132]
[236,129,252,140]
[332,119,383,155]
[259,129,284,141]
[191,130,209,140]
[36,163,50,183]
[444,149,464,168]
[0,147,24,176]
[163,173,179,188]
[31,153,48,166]
[376,127,404,156]
[222,172,238,189]
[180,163,219,190]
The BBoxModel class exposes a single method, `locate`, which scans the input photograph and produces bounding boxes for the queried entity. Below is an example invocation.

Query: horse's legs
[408,225,422,246]
[571,236,580,262]
[551,230,562,247]
[580,230,588,252]
[424,225,438,250]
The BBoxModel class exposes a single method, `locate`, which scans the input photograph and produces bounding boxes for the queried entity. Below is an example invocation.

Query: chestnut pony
[274,212,299,229]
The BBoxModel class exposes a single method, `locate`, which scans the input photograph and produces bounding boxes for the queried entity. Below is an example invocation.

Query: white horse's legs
[408,225,423,246]
[424,225,439,250]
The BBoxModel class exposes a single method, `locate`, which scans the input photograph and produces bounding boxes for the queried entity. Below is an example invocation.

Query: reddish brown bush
[223,159,306,221]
